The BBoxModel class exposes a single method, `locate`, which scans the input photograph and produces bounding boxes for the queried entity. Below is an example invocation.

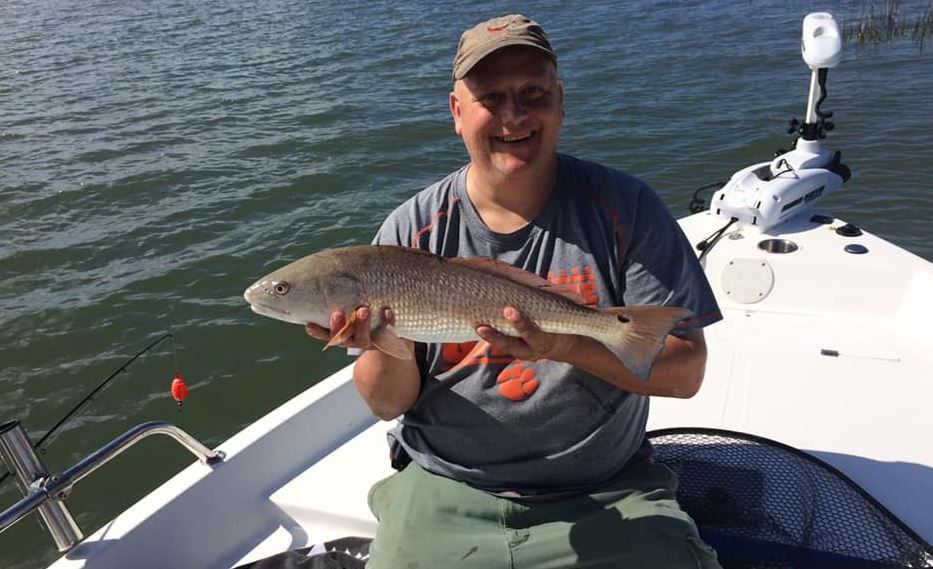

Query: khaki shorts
[367,459,721,569]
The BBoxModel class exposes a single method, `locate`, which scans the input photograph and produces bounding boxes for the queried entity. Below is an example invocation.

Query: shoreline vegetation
[842,0,932,48]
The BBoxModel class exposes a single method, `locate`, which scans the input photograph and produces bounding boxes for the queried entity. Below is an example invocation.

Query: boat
[2,11,931,569]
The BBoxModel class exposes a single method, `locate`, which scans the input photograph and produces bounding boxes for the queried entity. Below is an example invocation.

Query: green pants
[366,459,722,569]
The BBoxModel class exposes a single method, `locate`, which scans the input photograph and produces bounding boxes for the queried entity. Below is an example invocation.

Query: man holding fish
[247,13,723,569]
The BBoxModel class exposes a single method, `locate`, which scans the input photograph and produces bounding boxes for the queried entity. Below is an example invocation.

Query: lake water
[1,1,931,567]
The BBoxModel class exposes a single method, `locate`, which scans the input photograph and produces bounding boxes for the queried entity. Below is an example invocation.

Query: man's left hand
[476,306,577,362]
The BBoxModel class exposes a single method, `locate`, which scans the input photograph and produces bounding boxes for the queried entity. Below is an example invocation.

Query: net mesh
[648,428,933,569]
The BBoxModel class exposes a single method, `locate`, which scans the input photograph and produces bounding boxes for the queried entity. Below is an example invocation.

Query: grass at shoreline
[842,0,932,49]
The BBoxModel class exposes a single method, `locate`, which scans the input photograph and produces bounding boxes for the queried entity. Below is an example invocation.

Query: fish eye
[271,281,290,295]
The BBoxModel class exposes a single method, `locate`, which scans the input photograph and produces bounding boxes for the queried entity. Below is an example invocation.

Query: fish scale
[348,252,599,343]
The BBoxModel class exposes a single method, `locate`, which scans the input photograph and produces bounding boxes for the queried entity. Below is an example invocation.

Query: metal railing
[0,420,224,551]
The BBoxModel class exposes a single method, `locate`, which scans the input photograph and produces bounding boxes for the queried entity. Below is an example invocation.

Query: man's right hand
[309,306,419,420]
[305,307,397,352]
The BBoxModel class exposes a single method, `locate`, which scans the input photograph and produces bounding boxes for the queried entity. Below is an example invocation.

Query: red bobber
[171,371,188,409]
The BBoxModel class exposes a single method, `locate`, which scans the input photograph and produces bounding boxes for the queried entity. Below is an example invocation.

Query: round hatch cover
[720,258,775,304]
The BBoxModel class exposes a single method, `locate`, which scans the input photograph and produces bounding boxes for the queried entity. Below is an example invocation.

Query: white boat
[3,11,931,569]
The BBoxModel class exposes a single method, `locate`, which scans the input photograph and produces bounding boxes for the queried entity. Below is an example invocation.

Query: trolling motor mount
[710,12,850,231]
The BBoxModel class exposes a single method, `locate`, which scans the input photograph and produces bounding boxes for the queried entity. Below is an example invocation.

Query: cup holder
[758,239,798,254]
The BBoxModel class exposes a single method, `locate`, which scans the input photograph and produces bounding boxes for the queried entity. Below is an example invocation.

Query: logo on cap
[452,14,556,81]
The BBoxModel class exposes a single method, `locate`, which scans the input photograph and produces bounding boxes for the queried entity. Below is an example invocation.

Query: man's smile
[495,132,534,144]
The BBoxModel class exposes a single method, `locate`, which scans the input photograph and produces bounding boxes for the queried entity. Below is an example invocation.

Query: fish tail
[599,306,694,380]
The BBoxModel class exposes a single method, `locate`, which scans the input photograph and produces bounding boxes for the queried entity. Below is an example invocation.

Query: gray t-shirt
[373,153,721,494]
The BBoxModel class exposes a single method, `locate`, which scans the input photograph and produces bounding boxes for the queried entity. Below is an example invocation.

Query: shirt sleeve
[621,185,722,334]
[372,208,410,247]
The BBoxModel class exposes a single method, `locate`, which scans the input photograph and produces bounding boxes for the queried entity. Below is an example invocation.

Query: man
[307,14,723,569]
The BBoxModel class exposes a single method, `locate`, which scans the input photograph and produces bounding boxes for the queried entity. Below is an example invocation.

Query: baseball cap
[452,14,556,81]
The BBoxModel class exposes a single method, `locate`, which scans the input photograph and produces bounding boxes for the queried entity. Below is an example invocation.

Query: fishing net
[648,428,933,569]
[233,536,368,569]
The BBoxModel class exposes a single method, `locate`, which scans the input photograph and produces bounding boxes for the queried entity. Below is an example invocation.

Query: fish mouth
[246,299,310,326]
[243,284,310,326]
[249,302,287,317]
[246,298,292,321]
[243,284,286,317]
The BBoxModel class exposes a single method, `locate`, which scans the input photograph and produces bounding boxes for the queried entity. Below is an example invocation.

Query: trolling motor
[710,12,851,231]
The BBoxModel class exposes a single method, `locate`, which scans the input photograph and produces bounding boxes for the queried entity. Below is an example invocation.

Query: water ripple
[1,1,931,567]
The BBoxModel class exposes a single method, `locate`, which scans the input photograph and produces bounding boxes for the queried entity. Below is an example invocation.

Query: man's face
[450,46,563,182]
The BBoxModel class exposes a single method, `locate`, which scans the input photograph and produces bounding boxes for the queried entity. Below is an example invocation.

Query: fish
[243,245,693,379]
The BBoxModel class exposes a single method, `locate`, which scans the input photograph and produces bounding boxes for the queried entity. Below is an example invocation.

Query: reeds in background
[842,0,933,48]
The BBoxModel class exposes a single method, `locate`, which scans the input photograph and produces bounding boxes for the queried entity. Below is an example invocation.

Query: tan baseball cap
[452,14,556,81]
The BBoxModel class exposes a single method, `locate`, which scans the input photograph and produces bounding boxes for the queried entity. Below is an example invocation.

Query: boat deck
[46,211,933,569]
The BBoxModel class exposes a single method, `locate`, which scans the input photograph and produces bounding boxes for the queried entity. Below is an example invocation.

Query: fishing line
[0,333,178,487]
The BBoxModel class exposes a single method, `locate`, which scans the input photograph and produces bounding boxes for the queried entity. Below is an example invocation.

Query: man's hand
[305,307,397,351]
[476,305,579,362]
[476,305,708,398]
[314,307,419,421]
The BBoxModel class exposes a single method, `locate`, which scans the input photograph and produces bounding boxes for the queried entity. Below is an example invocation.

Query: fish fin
[600,306,694,380]
[372,246,588,305]
[445,340,491,373]
[323,312,359,351]
[450,257,588,305]
[371,326,412,360]
[375,244,433,256]
[323,312,412,360]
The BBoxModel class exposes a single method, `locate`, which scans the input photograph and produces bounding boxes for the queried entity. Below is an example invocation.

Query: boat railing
[0,420,224,551]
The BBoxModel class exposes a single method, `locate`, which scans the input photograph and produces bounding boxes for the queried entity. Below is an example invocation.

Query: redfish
[243,245,691,379]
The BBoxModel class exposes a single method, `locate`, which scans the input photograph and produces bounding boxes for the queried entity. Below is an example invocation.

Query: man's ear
[449,90,463,136]
[558,80,565,119]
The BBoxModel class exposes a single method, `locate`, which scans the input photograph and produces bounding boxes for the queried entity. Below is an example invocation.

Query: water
[1,1,930,567]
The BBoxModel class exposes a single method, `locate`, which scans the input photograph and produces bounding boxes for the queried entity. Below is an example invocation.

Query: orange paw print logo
[496,363,540,401]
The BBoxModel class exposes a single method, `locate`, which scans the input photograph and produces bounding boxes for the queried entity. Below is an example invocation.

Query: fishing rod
[0,333,185,487]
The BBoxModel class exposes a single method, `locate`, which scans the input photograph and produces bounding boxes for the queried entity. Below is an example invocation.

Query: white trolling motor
[710,12,851,231]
